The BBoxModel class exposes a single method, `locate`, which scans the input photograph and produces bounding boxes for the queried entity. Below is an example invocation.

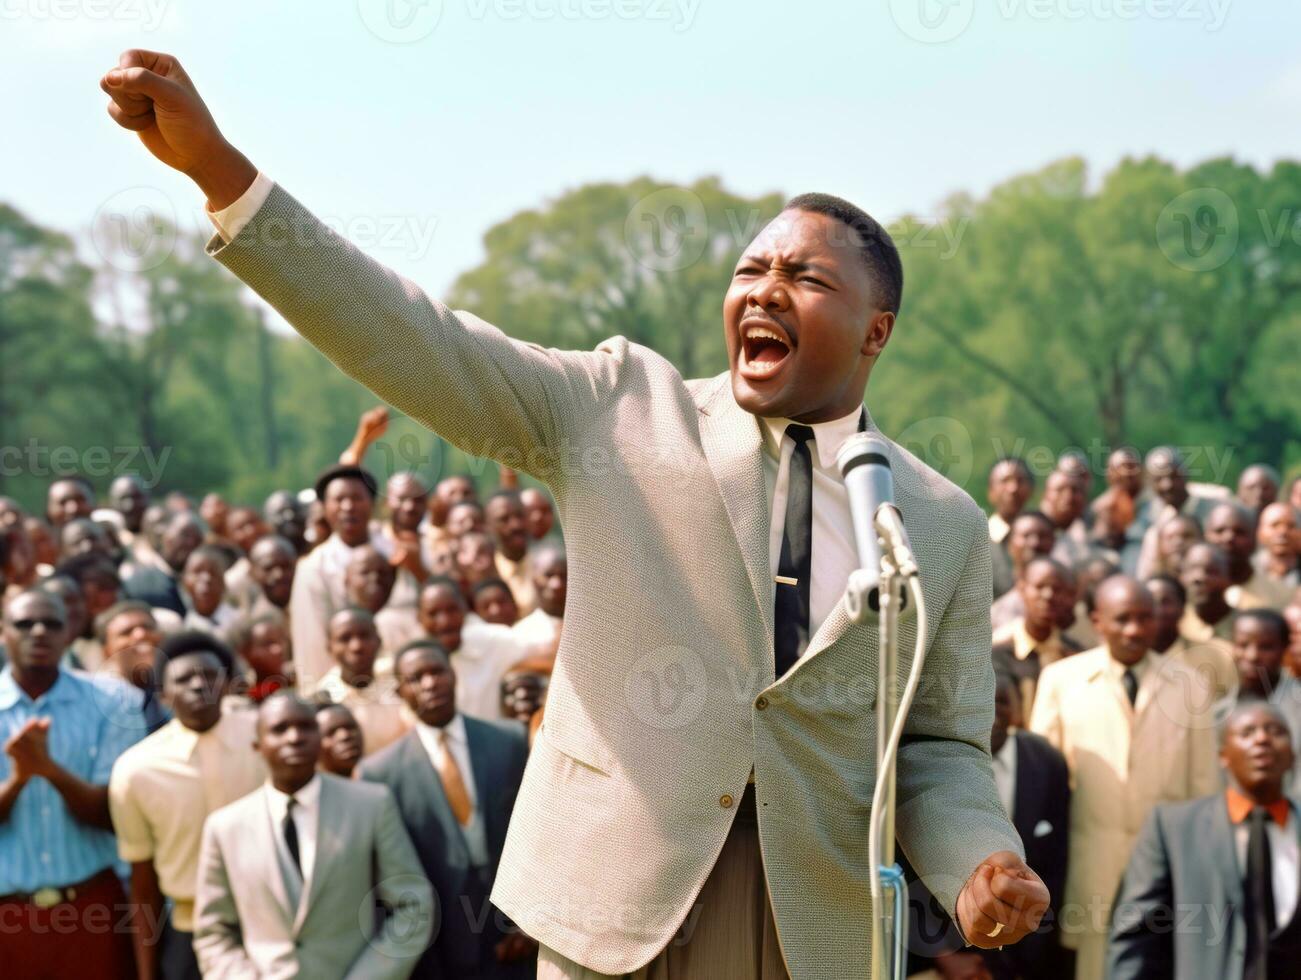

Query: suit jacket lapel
[411,731,472,866]
[464,719,501,858]
[696,379,773,642]
[295,776,345,935]
[1208,793,1244,909]
[252,793,295,927]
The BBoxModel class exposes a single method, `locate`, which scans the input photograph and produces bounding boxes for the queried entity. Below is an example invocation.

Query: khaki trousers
[537,786,789,980]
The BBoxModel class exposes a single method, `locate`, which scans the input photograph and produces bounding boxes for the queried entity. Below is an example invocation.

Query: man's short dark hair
[989,456,1034,483]
[783,192,903,315]
[55,553,120,591]
[1221,701,1291,746]
[51,475,95,496]
[1012,509,1054,531]
[94,599,155,643]
[420,575,466,605]
[185,543,233,572]
[1144,573,1186,606]
[227,609,288,653]
[394,638,451,673]
[486,489,522,507]
[1233,608,1289,647]
[470,577,514,599]
[313,464,379,502]
[157,629,235,677]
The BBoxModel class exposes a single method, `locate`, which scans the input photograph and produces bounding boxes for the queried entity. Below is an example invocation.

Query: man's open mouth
[739,320,793,379]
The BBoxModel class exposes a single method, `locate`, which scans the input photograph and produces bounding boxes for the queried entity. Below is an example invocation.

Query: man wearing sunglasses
[0,588,148,979]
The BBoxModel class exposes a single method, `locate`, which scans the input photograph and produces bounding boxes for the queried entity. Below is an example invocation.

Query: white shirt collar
[1104,650,1152,682]
[415,713,467,751]
[760,405,866,472]
[264,773,321,816]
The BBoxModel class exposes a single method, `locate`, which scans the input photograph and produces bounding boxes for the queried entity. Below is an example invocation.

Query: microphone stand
[872,556,906,980]
[846,534,922,980]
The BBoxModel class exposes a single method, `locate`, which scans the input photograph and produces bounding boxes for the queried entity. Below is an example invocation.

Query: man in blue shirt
[0,587,147,979]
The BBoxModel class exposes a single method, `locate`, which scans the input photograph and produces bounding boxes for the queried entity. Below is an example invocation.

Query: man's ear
[862,310,895,358]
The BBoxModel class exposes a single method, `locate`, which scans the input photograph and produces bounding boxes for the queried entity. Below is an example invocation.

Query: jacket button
[720,794,734,808]
[755,696,769,710]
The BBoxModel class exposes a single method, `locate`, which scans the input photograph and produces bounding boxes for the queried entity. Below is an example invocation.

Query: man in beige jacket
[101,50,1049,979]
[1030,575,1219,980]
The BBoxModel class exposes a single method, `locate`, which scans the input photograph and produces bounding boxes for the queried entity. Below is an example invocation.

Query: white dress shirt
[991,732,1018,821]
[414,716,490,867]
[289,528,417,690]
[1233,807,1300,928]
[512,607,562,651]
[455,621,528,720]
[761,408,864,650]
[208,171,274,241]
[264,774,321,896]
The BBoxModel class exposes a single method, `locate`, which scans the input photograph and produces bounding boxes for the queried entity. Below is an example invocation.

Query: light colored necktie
[435,729,473,826]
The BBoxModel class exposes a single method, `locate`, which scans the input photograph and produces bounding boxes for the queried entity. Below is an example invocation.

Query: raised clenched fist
[100,49,256,210]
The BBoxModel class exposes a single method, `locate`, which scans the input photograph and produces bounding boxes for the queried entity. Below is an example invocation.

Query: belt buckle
[31,887,62,909]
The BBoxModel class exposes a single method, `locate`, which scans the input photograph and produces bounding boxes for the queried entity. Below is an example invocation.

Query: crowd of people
[0,408,562,979]
[2,412,1301,980]
[910,446,1301,980]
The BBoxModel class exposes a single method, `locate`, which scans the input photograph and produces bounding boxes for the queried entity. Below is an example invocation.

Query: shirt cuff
[205,171,274,243]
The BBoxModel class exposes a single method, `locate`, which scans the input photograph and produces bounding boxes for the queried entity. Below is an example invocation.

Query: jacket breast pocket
[537,713,615,777]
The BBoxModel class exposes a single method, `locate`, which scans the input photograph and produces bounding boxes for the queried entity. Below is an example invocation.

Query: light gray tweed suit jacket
[205,183,1023,979]
[192,773,433,980]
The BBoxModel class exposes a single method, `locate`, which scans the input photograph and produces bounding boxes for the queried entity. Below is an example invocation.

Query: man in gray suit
[193,693,434,979]
[102,51,1049,979]
[361,640,534,979]
[1109,702,1301,980]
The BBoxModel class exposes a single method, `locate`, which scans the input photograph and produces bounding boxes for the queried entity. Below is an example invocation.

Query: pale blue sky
[3,0,1298,297]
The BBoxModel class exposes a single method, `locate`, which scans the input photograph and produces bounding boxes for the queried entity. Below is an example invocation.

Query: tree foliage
[2,157,1297,513]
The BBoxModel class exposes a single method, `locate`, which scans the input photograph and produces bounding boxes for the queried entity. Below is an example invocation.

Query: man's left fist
[955,850,1049,949]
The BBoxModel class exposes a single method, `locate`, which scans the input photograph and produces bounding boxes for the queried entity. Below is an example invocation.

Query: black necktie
[1123,668,1139,706]
[283,797,302,875]
[775,425,815,679]
[1244,807,1276,980]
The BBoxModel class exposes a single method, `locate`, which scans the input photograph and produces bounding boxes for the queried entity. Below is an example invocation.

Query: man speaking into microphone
[99,50,1048,979]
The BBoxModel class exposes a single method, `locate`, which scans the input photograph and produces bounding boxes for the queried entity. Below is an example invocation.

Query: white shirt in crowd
[454,621,529,721]
[264,774,321,901]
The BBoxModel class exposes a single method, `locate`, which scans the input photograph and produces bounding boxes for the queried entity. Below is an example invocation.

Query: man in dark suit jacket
[1109,702,1301,980]
[360,639,532,980]
[909,670,1072,980]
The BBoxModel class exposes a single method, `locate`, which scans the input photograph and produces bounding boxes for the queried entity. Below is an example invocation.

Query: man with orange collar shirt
[1110,702,1301,980]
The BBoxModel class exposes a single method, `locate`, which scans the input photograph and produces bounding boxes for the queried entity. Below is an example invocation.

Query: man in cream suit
[1030,575,1220,980]
[103,51,1048,979]
[192,693,433,979]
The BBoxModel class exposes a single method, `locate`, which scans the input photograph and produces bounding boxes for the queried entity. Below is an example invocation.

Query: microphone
[837,433,918,616]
